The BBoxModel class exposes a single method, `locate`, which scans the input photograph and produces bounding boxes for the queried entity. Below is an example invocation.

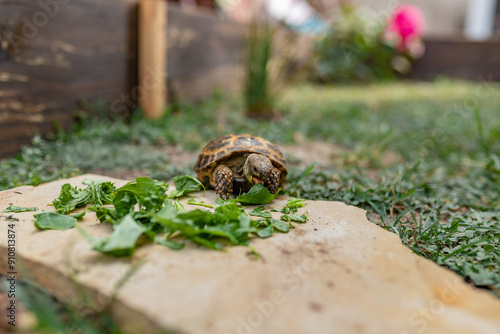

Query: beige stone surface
[1,174,500,334]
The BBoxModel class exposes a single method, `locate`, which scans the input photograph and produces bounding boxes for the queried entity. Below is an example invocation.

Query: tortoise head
[243,154,273,185]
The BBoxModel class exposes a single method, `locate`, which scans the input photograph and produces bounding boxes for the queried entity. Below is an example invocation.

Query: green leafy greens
[2,205,37,213]
[169,175,204,198]
[236,184,280,205]
[34,212,77,230]
[80,214,146,256]
[281,213,307,223]
[249,206,272,218]
[272,198,306,214]
[186,198,213,208]
[112,177,169,216]
[34,177,308,256]
[53,179,115,214]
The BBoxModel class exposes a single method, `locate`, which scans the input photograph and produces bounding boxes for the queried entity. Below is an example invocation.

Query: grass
[0,263,162,334]
[1,79,499,328]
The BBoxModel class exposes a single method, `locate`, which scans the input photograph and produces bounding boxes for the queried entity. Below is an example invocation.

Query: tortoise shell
[194,134,287,188]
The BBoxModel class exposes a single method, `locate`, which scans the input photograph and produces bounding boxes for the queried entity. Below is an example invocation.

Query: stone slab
[1,175,500,333]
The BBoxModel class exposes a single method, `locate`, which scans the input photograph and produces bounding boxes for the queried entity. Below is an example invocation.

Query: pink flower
[387,4,425,51]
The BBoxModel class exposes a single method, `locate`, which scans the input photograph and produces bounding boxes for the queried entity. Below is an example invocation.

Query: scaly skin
[214,165,233,199]
[264,167,281,194]
[243,154,273,184]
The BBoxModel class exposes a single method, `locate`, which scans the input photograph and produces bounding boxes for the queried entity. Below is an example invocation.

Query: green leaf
[270,198,305,215]
[256,225,274,238]
[215,198,241,209]
[170,175,204,198]
[154,201,253,249]
[69,212,86,220]
[176,209,214,228]
[81,214,146,257]
[83,179,115,206]
[236,184,280,205]
[203,223,242,244]
[280,214,290,222]
[153,214,200,237]
[34,212,77,230]
[191,236,223,250]
[239,214,252,229]
[154,236,185,250]
[483,244,495,252]
[52,180,115,214]
[156,201,180,221]
[213,202,244,224]
[113,177,168,215]
[281,213,307,223]
[171,199,185,212]
[272,207,291,214]
[253,219,269,228]
[187,197,213,208]
[2,205,37,213]
[53,183,91,214]
[285,198,306,211]
[249,206,272,218]
[270,219,290,232]
[90,206,120,224]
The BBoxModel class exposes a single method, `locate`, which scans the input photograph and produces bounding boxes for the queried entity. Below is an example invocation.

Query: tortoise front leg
[214,165,234,199]
[265,167,281,194]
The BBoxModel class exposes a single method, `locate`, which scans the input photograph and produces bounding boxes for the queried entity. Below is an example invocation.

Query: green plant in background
[313,4,399,83]
[244,20,275,118]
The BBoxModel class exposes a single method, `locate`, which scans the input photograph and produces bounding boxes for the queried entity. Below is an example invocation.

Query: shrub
[312,4,423,83]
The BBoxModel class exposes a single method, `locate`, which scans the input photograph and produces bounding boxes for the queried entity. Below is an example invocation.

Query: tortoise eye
[252,166,258,173]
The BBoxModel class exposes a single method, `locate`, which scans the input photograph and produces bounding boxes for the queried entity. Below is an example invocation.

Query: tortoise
[194,134,287,199]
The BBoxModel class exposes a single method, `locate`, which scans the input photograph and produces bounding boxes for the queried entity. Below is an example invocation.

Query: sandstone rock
[1,174,499,333]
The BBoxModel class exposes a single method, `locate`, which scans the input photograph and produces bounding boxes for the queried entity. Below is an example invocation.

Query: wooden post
[139,0,167,119]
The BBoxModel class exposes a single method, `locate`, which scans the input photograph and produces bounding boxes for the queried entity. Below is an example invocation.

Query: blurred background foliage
[312,4,397,83]
[244,20,275,118]
[311,3,420,83]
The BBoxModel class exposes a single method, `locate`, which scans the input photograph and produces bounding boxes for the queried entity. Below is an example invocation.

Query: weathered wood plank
[166,5,245,101]
[0,0,139,158]
[410,39,500,81]
[0,2,245,158]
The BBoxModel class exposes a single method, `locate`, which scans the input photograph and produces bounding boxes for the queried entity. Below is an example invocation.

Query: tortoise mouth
[252,177,264,185]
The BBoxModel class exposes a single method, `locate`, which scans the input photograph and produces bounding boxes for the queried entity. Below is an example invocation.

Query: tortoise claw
[219,193,235,200]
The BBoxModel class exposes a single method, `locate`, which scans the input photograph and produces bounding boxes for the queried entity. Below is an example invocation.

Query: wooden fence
[0,1,244,157]
[409,39,500,82]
